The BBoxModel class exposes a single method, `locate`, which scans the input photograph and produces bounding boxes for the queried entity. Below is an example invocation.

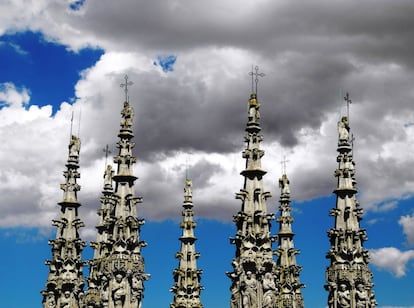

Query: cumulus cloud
[1,0,414,230]
[370,247,414,277]
[399,215,414,246]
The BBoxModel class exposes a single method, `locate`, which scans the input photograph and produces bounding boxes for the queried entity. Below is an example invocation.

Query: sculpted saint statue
[263,272,277,308]
[338,116,350,143]
[355,284,368,308]
[248,94,260,122]
[112,273,127,308]
[104,165,114,188]
[69,135,81,158]
[337,284,351,308]
[279,174,290,195]
[121,102,134,129]
[241,271,258,307]
[59,291,71,308]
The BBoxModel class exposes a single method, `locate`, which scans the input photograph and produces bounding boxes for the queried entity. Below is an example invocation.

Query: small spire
[41,134,85,308]
[275,172,305,306]
[325,113,377,307]
[171,178,203,307]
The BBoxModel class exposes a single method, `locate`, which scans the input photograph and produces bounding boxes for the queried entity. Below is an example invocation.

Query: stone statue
[131,274,143,307]
[262,272,277,308]
[101,275,109,307]
[241,271,257,307]
[121,102,134,129]
[69,135,81,158]
[184,179,192,199]
[104,165,114,188]
[337,284,351,308]
[338,116,350,143]
[112,273,127,308]
[248,94,260,122]
[355,283,368,308]
[59,291,72,308]
[44,292,56,308]
[279,174,290,195]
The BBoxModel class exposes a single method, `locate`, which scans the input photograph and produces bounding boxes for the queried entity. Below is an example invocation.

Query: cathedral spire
[228,67,278,307]
[41,134,86,308]
[275,172,304,307]
[325,93,377,307]
[170,178,204,308]
[84,76,149,308]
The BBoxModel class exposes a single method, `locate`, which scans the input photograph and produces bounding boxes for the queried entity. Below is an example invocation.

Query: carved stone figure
[338,116,350,143]
[248,94,260,122]
[44,292,56,308]
[59,291,72,308]
[337,284,351,308]
[104,165,114,188]
[112,273,127,308]
[121,102,134,129]
[101,275,109,307]
[263,272,277,308]
[241,271,257,307]
[69,135,81,158]
[355,283,368,308]
[279,175,290,195]
[131,274,143,306]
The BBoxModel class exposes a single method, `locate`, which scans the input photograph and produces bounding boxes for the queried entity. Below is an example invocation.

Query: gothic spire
[41,134,86,308]
[228,69,278,307]
[325,94,377,307]
[84,77,149,308]
[275,173,304,307]
[170,178,204,308]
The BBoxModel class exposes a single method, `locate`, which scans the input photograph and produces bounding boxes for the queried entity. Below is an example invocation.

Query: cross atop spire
[102,144,111,166]
[120,74,133,102]
[344,92,352,120]
[280,155,289,175]
[249,65,265,96]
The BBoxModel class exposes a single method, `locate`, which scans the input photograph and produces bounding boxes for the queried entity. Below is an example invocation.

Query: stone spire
[325,108,377,307]
[227,89,278,307]
[41,134,86,308]
[275,173,304,307]
[170,178,203,308]
[84,83,149,308]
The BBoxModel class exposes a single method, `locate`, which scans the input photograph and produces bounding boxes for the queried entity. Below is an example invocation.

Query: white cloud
[399,215,414,246]
[370,247,414,277]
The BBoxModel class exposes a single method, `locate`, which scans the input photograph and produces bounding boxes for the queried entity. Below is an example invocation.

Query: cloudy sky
[1,0,414,307]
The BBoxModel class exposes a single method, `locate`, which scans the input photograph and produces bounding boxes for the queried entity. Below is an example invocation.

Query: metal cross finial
[280,155,289,175]
[120,75,133,102]
[344,92,352,120]
[103,144,111,166]
[248,65,265,95]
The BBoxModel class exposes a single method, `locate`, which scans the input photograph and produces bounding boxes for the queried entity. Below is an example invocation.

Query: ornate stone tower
[84,76,149,308]
[275,173,304,307]
[170,178,204,308]
[41,134,86,308]
[227,72,279,307]
[325,95,377,307]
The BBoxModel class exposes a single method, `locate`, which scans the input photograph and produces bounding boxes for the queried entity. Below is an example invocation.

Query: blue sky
[1,1,414,307]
